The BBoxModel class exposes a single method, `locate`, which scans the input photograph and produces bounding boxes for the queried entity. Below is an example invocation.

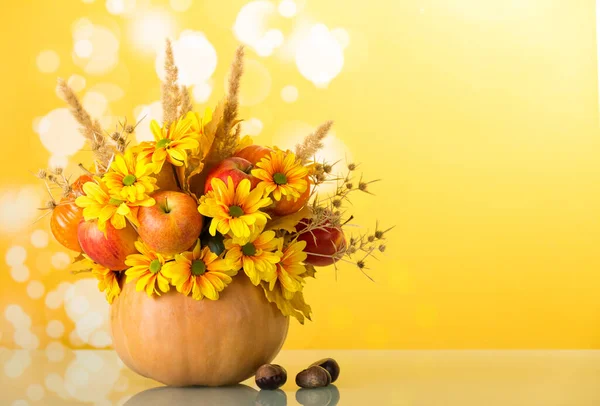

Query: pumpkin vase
[110,276,289,387]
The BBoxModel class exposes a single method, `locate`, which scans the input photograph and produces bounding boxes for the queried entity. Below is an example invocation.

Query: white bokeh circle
[36,50,60,73]
[295,24,345,87]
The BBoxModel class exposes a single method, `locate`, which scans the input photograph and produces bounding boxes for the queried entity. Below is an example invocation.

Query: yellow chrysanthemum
[124,240,171,297]
[268,239,307,299]
[162,240,237,301]
[224,228,282,286]
[135,114,200,173]
[75,178,150,232]
[103,149,158,204]
[198,177,272,240]
[252,150,308,201]
[86,257,121,304]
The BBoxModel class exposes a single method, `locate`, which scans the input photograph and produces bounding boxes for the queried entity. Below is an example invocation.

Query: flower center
[149,259,162,274]
[109,197,124,206]
[191,260,206,276]
[242,242,257,256]
[122,174,137,186]
[229,205,244,218]
[156,138,171,148]
[273,172,287,185]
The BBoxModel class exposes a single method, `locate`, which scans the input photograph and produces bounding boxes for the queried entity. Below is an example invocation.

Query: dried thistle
[295,120,333,163]
[162,39,181,126]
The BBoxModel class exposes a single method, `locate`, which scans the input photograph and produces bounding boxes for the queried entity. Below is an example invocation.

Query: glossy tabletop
[0,349,599,405]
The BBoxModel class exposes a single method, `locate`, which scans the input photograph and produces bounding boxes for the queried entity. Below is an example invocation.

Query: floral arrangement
[37,44,391,324]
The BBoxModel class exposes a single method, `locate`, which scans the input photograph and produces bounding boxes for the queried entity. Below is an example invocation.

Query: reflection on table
[124,384,340,406]
[0,349,599,405]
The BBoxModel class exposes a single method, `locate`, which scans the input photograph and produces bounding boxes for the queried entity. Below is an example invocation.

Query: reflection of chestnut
[310,358,340,383]
[255,388,288,406]
[296,385,341,406]
[295,366,332,388]
[255,364,287,390]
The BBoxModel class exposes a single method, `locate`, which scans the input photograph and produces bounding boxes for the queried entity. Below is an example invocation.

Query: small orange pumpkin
[50,174,93,252]
[110,275,289,387]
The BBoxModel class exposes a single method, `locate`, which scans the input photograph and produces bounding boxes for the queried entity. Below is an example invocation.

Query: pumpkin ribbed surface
[110,275,289,386]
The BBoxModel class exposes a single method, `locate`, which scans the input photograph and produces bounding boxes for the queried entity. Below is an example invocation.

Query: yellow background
[1,0,599,350]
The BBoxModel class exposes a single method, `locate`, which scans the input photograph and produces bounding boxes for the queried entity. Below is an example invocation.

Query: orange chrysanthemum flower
[252,150,308,201]
[162,240,237,301]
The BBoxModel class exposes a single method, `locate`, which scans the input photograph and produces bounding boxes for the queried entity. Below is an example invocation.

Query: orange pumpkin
[234,145,273,165]
[111,275,289,387]
[49,174,93,252]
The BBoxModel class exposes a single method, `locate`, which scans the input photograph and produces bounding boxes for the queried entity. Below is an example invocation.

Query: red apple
[235,145,273,165]
[78,220,138,270]
[270,175,311,216]
[137,191,203,255]
[204,157,259,194]
[296,220,346,267]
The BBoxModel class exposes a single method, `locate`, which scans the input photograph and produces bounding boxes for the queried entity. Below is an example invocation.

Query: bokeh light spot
[106,0,136,15]
[37,108,86,158]
[46,320,65,338]
[67,74,87,92]
[26,281,46,299]
[74,39,93,58]
[46,341,66,362]
[130,8,176,53]
[192,82,212,103]
[36,50,60,73]
[13,330,39,350]
[0,188,40,234]
[234,1,284,57]
[82,91,109,117]
[295,24,345,87]
[72,22,120,75]
[31,229,49,248]
[6,246,27,266]
[26,384,45,402]
[10,265,30,283]
[278,0,297,17]
[280,85,298,103]
[4,351,31,378]
[51,252,71,270]
[331,27,350,49]
[170,0,192,12]
[240,118,263,136]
